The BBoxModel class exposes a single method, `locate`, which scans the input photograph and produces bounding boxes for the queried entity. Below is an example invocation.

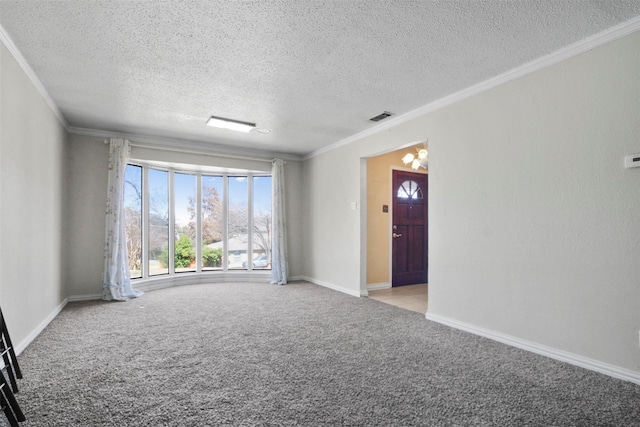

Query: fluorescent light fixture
[206,116,256,133]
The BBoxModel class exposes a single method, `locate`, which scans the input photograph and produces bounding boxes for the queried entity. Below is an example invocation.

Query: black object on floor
[0,307,24,425]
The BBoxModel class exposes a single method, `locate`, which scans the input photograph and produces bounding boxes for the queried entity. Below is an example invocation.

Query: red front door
[392,170,428,287]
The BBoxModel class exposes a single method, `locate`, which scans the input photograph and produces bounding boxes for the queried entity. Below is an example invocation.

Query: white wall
[303,31,640,374]
[302,144,363,296]
[65,134,110,298]
[428,31,640,373]
[0,42,68,348]
[65,135,305,297]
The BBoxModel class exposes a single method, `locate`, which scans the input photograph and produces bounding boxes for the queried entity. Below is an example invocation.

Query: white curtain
[270,158,288,285]
[103,138,143,301]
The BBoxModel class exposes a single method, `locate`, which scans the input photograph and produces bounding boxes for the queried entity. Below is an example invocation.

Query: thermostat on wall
[625,154,640,169]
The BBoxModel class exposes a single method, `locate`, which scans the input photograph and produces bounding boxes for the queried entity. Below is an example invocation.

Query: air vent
[369,111,393,122]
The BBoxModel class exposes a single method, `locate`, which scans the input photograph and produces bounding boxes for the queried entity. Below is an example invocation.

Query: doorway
[363,146,429,313]
[392,170,428,287]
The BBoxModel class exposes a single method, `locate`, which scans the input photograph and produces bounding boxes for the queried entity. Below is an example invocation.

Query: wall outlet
[624,154,640,168]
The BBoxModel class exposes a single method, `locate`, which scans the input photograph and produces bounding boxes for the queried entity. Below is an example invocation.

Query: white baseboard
[367,282,391,291]
[425,312,640,386]
[14,297,69,356]
[299,276,361,298]
[68,294,102,302]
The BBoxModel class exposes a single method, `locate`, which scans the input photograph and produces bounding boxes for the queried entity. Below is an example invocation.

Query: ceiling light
[402,146,428,170]
[206,116,256,133]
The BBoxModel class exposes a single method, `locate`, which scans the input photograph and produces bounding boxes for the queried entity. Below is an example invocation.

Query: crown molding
[68,126,303,163]
[0,23,69,130]
[305,15,640,161]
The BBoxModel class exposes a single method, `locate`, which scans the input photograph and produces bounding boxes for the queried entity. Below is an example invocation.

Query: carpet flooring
[7,281,640,426]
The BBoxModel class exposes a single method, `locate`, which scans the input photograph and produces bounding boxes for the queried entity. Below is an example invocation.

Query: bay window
[124,163,272,279]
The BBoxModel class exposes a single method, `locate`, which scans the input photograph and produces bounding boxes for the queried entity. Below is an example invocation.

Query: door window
[397,180,423,199]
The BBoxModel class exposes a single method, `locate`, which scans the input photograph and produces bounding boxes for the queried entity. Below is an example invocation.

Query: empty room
[1,1,640,425]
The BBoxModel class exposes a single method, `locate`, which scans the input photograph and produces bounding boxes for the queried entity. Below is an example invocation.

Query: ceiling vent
[369,111,393,122]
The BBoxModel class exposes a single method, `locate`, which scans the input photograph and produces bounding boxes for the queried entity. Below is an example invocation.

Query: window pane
[124,165,142,278]
[397,180,423,199]
[174,173,196,273]
[252,176,272,270]
[149,169,169,275]
[201,176,224,270]
[228,176,248,269]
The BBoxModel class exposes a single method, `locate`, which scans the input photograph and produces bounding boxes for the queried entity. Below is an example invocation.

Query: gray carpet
[8,281,640,426]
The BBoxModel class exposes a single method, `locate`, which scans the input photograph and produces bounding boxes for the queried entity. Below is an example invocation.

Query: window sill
[132,270,272,293]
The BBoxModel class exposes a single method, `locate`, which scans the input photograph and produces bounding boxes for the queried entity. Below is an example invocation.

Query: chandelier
[401,147,428,170]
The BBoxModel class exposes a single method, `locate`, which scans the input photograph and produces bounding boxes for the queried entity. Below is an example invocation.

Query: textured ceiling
[1,1,640,157]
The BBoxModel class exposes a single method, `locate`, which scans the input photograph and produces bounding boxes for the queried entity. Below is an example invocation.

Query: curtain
[270,158,288,285]
[103,138,143,301]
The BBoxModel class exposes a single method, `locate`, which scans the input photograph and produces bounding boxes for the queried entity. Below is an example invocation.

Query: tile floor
[368,283,428,314]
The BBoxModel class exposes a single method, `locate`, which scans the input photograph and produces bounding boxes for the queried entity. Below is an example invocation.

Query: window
[201,175,224,270]
[174,173,196,273]
[148,169,169,276]
[124,165,142,278]
[123,164,272,279]
[252,176,272,270]
[397,180,423,199]
[228,177,248,269]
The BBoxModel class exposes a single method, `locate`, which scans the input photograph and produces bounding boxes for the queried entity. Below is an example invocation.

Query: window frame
[125,162,272,280]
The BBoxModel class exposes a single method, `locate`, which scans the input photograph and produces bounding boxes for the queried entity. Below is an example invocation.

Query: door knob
[392,233,402,238]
